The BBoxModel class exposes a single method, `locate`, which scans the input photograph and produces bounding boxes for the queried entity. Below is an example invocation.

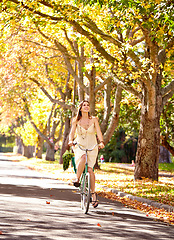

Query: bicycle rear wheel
[81,172,91,214]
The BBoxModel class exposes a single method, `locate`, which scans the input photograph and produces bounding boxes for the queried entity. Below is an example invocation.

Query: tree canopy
[0,0,173,179]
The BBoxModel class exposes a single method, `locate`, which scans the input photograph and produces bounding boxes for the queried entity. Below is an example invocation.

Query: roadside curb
[101,186,174,213]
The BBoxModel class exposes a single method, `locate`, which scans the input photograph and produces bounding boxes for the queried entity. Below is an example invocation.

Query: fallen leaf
[0,231,3,235]
[97,191,174,225]
[46,201,50,204]
[97,223,101,227]
[112,212,114,216]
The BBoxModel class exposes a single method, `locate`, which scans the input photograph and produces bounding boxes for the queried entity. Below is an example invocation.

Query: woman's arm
[68,117,77,146]
[94,117,105,149]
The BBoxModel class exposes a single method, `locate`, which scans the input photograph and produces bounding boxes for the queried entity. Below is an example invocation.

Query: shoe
[72,179,80,187]
[91,192,99,208]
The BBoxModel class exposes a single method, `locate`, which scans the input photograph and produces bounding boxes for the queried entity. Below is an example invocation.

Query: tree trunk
[78,46,84,102]
[15,136,23,154]
[104,86,122,143]
[94,158,100,169]
[160,135,174,156]
[159,145,171,163]
[35,134,44,159]
[134,67,163,181]
[89,53,96,115]
[45,143,55,161]
[134,110,160,181]
[100,81,111,133]
[22,145,34,158]
[59,118,71,164]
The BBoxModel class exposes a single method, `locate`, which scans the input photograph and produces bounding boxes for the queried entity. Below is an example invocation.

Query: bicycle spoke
[81,172,91,214]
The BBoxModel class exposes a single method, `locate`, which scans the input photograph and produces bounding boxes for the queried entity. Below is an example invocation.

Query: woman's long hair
[76,100,91,121]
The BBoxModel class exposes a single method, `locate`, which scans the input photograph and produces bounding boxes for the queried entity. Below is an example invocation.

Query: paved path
[0,153,174,240]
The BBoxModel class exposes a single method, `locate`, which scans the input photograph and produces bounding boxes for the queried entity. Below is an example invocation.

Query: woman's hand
[68,141,74,147]
[99,142,105,149]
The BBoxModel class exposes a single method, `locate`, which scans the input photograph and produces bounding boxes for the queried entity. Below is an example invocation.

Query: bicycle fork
[81,150,89,195]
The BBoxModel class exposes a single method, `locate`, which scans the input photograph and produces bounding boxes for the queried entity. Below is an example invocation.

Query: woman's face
[81,101,90,113]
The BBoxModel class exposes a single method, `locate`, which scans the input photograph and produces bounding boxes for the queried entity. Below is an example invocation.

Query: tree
[1,1,122,156]
[0,27,66,160]
[160,95,174,156]
[1,1,173,180]
[69,0,174,180]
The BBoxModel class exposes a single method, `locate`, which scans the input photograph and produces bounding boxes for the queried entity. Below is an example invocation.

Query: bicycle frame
[80,149,88,188]
[73,142,98,213]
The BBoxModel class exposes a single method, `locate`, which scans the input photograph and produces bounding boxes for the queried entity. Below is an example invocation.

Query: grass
[95,163,174,207]
[159,163,174,173]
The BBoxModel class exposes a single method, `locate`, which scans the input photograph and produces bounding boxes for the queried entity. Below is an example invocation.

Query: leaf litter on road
[97,190,174,225]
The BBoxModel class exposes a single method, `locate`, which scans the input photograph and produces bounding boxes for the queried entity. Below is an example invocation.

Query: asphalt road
[0,153,174,240]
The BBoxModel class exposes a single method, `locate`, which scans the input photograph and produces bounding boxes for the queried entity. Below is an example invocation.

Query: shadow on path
[0,156,174,240]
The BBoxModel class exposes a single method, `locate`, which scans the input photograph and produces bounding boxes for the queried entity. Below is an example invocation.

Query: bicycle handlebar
[73,142,98,152]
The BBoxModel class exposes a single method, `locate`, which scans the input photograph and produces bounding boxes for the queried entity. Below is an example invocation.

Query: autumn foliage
[0,0,174,179]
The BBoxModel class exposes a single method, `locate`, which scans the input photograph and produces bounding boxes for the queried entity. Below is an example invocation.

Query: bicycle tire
[81,172,91,214]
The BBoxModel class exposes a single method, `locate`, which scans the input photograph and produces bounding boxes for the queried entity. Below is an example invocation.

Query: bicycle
[72,142,98,214]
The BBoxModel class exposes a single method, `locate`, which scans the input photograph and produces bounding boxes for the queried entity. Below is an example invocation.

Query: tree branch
[63,28,79,58]
[8,0,63,21]
[166,36,174,50]
[29,77,76,112]
[55,120,64,142]
[161,80,174,97]
[19,39,58,51]
[160,135,174,156]
[130,36,145,46]
[111,74,142,99]
[47,103,56,138]
[35,25,89,97]
[63,30,93,83]
[94,76,112,93]
[45,63,66,99]
[22,97,52,146]
[54,39,89,94]
[69,20,116,64]
[162,88,174,108]
[82,17,122,48]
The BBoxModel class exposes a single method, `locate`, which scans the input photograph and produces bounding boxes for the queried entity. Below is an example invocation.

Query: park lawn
[95,163,174,207]
[159,162,174,173]
[95,162,174,225]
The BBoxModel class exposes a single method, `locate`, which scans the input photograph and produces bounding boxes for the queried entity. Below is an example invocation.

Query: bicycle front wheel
[81,172,91,214]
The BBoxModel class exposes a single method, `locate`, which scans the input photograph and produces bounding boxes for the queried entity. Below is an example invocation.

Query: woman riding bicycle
[68,100,105,208]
